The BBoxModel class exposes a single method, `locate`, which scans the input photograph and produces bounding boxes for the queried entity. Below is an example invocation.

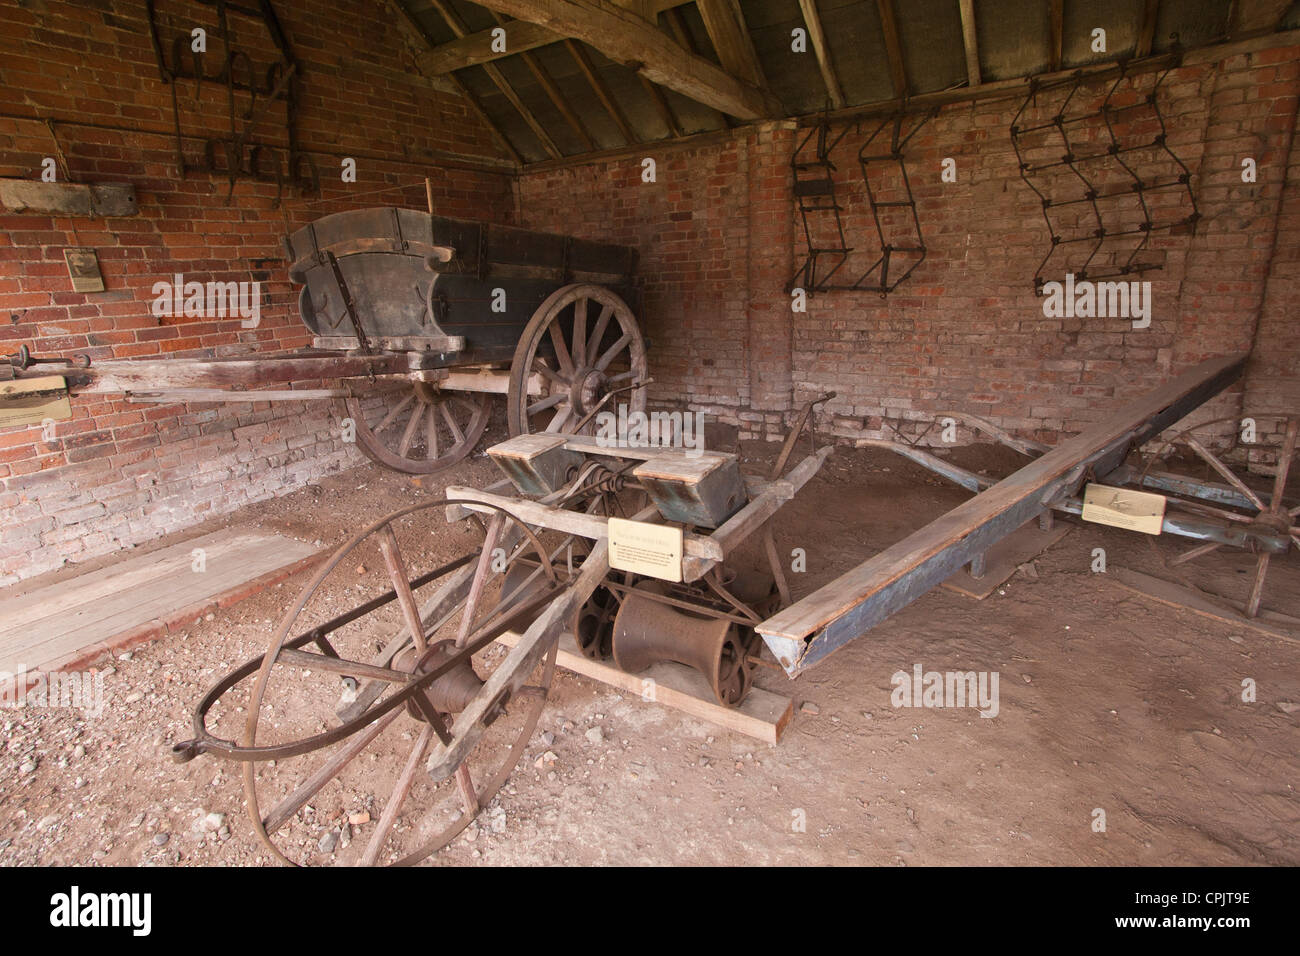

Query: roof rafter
[467,0,782,119]
[798,0,845,107]
[875,0,908,98]
[564,38,639,145]
[697,0,766,88]
[958,0,980,87]
[1048,0,1064,72]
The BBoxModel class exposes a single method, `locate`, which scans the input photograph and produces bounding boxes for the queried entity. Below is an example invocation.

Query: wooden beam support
[1048,0,1064,72]
[875,0,908,98]
[488,11,596,151]
[426,0,563,160]
[469,0,782,119]
[697,0,766,87]
[798,0,845,107]
[1135,0,1160,58]
[565,39,638,144]
[958,0,981,87]
[663,6,731,127]
[418,18,562,73]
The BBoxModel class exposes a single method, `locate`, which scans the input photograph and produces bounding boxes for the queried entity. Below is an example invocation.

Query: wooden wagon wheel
[1139,414,1299,617]
[233,499,565,866]
[506,283,647,437]
[344,381,490,475]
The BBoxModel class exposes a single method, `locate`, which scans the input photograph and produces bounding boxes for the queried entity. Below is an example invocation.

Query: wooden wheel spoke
[454,762,478,816]
[594,331,632,372]
[1245,552,1271,618]
[605,370,635,384]
[587,305,612,365]
[374,394,414,435]
[571,297,588,370]
[397,402,423,457]
[360,724,434,866]
[276,647,413,684]
[1268,418,1299,515]
[1184,436,1267,512]
[533,361,569,387]
[1168,541,1222,567]
[527,392,565,416]
[379,524,429,652]
[548,320,575,378]
[262,708,402,834]
[440,401,466,445]
[425,406,440,460]
[545,404,572,433]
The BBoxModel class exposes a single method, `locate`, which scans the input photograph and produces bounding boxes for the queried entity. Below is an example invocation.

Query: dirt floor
[2,418,1298,866]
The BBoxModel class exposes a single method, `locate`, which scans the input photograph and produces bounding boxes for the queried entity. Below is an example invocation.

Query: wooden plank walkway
[0,528,320,673]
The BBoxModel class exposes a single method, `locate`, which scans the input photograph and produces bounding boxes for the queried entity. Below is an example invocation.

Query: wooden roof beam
[565,39,639,145]
[387,0,523,165]
[487,11,597,151]
[1135,0,1159,58]
[663,6,731,127]
[697,0,766,88]
[1048,0,1064,72]
[418,0,690,73]
[797,0,845,107]
[958,0,981,87]
[425,0,563,160]
[875,0,908,99]
[469,0,782,120]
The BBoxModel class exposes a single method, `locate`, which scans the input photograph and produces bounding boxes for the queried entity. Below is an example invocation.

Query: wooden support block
[488,434,583,495]
[634,451,746,528]
[0,179,137,217]
[942,522,1071,600]
[497,630,794,746]
[1107,567,1300,646]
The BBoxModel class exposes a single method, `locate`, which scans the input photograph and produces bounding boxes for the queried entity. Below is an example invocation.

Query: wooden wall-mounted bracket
[0,180,137,217]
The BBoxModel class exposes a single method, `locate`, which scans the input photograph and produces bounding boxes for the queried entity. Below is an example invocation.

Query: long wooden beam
[469,0,782,119]
[1048,0,1064,72]
[758,354,1249,676]
[488,11,596,151]
[958,0,980,87]
[798,0,845,108]
[565,38,638,144]
[1135,0,1160,58]
[697,0,765,87]
[426,0,563,160]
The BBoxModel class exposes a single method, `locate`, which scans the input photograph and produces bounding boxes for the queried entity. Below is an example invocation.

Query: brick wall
[518,45,1300,449]
[0,0,514,584]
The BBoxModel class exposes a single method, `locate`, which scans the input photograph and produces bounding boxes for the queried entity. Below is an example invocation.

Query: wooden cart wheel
[344,382,490,475]
[233,499,564,866]
[1139,414,1299,617]
[506,283,647,437]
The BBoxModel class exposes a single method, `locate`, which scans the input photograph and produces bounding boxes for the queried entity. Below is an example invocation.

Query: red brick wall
[0,0,514,584]
[518,46,1300,449]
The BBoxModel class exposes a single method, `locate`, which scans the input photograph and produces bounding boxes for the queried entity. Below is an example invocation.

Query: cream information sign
[1080,483,1166,535]
[607,517,684,583]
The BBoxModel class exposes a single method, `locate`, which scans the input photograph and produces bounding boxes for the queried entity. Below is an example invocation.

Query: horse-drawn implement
[3,206,648,473]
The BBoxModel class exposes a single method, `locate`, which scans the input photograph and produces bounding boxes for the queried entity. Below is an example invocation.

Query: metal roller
[611,582,756,706]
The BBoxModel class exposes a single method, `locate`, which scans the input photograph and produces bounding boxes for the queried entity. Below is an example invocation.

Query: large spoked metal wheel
[344,382,490,475]
[1140,414,1299,617]
[209,499,564,866]
[506,283,647,437]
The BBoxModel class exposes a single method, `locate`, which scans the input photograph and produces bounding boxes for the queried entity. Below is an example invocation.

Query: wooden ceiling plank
[488,11,597,151]
[875,0,908,99]
[469,0,781,119]
[426,0,564,160]
[1049,0,1064,72]
[958,0,981,87]
[386,0,523,165]
[565,39,638,145]
[663,6,731,127]
[797,0,846,108]
[697,0,765,88]
[1135,0,1159,57]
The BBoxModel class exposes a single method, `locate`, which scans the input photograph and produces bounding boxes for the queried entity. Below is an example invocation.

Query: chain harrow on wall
[145,0,318,205]
[1011,56,1199,294]
[789,109,934,297]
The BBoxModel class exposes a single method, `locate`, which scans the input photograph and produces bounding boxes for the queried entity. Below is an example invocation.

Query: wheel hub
[568,366,607,417]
